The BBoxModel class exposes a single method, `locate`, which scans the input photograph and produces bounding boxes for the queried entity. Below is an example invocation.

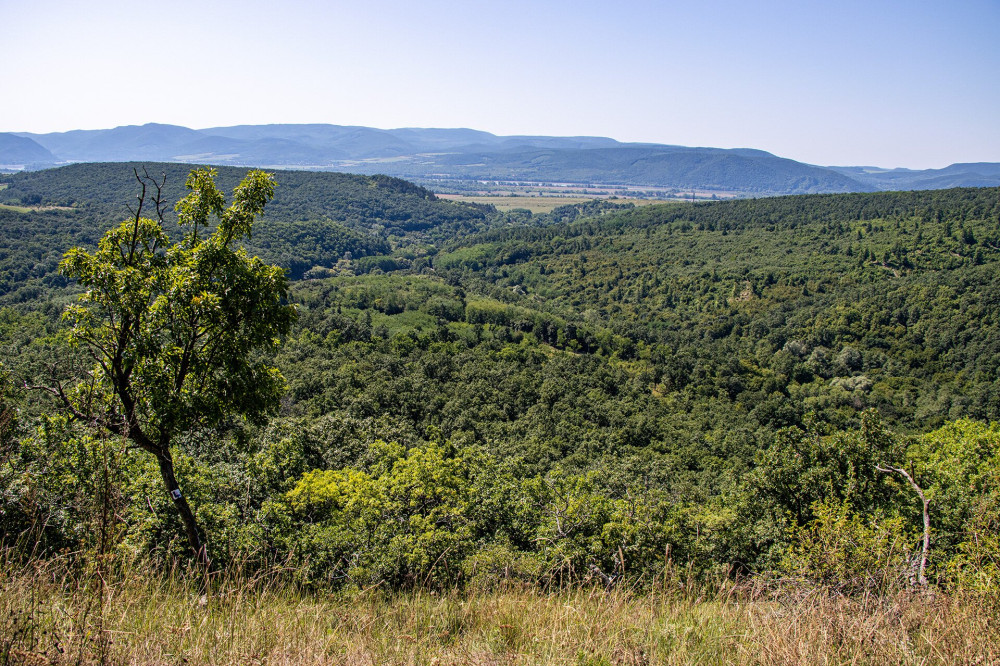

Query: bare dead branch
[147,168,168,223]
[876,463,930,588]
[24,380,89,423]
[131,168,146,224]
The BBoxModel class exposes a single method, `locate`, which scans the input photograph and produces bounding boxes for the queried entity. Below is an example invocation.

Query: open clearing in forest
[438,194,663,214]
[0,202,75,213]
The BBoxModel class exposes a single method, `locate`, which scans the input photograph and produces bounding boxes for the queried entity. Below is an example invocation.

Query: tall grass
[2,551,997,665]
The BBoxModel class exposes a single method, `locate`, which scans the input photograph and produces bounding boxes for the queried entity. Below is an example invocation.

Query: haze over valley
[4,123,1000,199]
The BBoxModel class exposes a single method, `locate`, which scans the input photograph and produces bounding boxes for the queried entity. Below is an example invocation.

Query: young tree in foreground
[43,168,296,564]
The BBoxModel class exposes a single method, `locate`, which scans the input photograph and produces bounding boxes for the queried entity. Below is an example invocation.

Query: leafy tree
[41,168,296,563]
[281,440,477,588]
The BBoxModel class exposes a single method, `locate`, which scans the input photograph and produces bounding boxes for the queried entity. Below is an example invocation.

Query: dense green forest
[1,164,998,595]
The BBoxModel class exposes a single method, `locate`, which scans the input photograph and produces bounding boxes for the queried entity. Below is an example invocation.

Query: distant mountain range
[2,123,998,196]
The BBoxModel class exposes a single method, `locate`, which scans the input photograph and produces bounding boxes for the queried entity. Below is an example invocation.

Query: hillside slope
[2,164,1000,584]
[0,133,56,166]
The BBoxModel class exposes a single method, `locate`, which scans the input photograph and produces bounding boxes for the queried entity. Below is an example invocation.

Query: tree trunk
[156,448,210,568]
[877,464,929,588]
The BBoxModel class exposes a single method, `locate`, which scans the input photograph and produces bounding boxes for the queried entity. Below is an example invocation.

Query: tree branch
[141,167,168,224]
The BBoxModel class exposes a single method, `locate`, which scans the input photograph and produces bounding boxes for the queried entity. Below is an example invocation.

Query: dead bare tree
[876,463,930,588]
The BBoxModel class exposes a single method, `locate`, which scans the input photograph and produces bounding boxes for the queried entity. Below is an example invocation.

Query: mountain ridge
[6,123,999,196]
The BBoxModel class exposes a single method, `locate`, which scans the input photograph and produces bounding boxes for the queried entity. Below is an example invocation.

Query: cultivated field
[437,194,664,214]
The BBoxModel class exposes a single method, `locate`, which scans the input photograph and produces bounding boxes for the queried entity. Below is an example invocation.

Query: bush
[779,499,918,593]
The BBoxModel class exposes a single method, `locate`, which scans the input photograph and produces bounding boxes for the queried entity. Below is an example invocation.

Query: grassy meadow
[0,202,76,213]
[437,194,663,214]
[0,203,33,214]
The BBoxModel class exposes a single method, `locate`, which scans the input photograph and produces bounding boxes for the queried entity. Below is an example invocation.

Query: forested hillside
[0,162,491,237]
[2,165,999,599]
[0,163,492,298]
[430,187,1000,430]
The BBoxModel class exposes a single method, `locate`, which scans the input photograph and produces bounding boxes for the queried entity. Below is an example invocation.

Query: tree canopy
[2,164,999,592]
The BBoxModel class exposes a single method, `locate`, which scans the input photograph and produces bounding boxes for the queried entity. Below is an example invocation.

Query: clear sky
[3,0,998,169]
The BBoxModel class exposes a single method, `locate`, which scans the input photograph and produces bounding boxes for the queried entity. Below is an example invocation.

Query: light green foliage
[280,441,694,590]
[911,421,1000,538]
[947,489,1000,591]
[781,499,917,593]
[527,471,690,582]
[282,441,475,587]
[910,420,1000,589]
[528,471,619,578]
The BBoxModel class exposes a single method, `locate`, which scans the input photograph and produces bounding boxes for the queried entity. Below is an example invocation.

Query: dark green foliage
[253,219,389,279]
[430,187,1000,430]
[0,207,97,304]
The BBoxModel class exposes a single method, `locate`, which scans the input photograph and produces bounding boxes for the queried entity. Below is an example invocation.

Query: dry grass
[2,558,997,665]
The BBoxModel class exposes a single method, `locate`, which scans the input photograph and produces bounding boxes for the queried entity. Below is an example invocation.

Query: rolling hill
[8,123,998,196]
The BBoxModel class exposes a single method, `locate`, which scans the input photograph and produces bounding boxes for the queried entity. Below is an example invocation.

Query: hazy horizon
[8,121,997,172]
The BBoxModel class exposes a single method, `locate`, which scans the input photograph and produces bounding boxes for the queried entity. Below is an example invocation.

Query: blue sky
[3,0,998,168]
